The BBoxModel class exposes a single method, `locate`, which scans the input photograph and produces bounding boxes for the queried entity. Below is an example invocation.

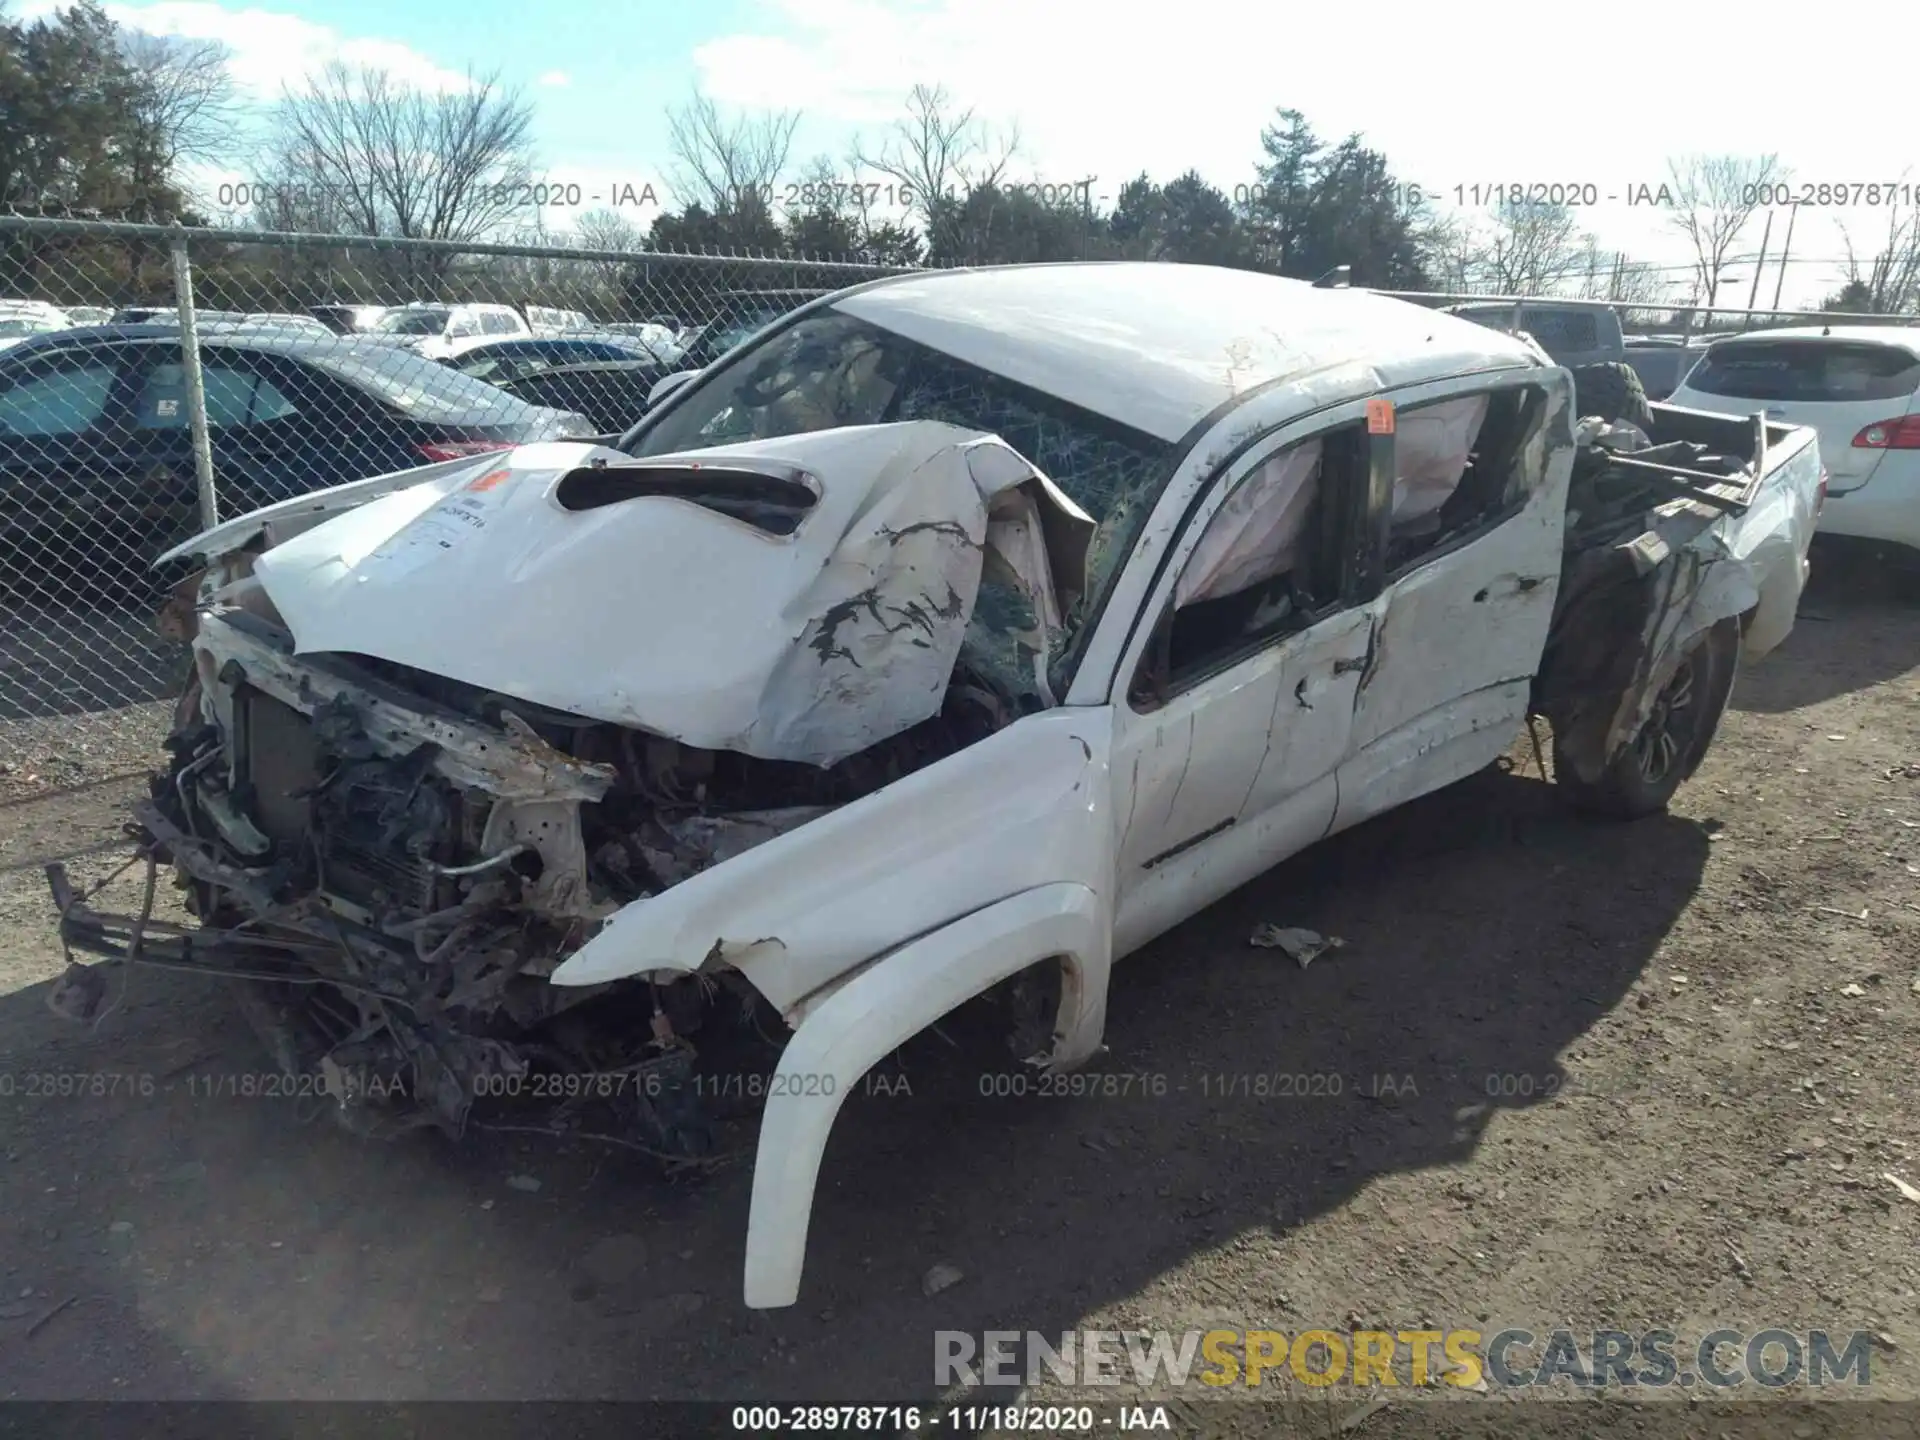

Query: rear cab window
[1687,340,1920,402]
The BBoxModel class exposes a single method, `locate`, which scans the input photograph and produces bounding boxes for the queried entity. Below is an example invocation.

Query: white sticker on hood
[369,462,516,574]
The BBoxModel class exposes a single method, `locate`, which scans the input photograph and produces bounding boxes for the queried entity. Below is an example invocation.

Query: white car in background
[526,305,593,335]
[1670,327,1920,556]
[368,302,532,359]
[0,299,69,351]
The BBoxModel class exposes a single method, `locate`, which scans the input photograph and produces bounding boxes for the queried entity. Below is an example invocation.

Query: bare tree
[1604,257,1673,308]
[1665,153,1783,308]
[118,30,234,180]
[1411,204,1476,292]
[566,205,645,306]
[574,206,643,252]
[1463,200,1588,294]
[1837,198,1920,314]
[853,83,1018,239]
[664,90,798,213]
[262,62,534,245]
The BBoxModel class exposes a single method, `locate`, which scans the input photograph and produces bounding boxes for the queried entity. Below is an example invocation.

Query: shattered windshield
[626,308,1174,679]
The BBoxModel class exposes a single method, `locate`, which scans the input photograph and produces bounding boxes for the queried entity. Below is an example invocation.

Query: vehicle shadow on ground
[780,763,1711,1396]
[0,765,1709,1404]
[1733,566,1919,716]
[0,600,184,721]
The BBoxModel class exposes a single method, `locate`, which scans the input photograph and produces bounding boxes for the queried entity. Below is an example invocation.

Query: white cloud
[689,0,1919,305]
[538,70,573,88]
[85,1,475,98]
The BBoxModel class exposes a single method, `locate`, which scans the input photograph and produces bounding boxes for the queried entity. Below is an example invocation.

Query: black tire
[1570,361,1656,432]
[1554,617,1741,819]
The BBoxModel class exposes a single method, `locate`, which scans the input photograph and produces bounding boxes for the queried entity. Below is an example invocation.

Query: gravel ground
[0,562,1914,1437]
[0,600,179,804]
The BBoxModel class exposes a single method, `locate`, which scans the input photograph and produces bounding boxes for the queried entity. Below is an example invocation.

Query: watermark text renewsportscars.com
[935,1327,1878,1390]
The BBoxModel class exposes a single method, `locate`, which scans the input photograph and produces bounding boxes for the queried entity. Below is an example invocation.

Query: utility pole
[1770,203,1800,315]
[1743,209,1774,330]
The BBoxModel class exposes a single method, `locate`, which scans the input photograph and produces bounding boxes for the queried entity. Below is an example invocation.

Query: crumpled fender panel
[743,882,1110,1309]
[1538,521,1760,784]
[551,708,1116,1015]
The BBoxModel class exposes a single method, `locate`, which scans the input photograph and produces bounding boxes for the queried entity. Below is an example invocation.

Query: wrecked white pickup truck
[48,264,1825,1310]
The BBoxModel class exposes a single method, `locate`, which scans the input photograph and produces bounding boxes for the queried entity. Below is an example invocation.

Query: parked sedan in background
[602,320,686,363]
[369,302,532,359]
[439,335,665,382]
[441,336,668,433]
[1623,335,1711,400]
[309,304,392,335]
[526,306,593,335]
[1669,327,1920,560]
[107,307,329,335]
[0,325,591,596]
[0,301,69,352]
[483,359,661,434]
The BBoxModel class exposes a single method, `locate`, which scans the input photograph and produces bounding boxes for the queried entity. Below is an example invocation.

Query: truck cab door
[1105,401,1386,959]
[1331,372,1574,834]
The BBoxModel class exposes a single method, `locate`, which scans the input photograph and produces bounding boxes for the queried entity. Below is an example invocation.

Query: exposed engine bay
[53,625,1017,1156]
[49,423,1085,1159]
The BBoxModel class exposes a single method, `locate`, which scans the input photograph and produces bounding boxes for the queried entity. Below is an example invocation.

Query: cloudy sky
[24,0,1920,306]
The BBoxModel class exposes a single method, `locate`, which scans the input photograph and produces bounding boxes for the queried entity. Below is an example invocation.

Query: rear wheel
[1554,617,1741,819]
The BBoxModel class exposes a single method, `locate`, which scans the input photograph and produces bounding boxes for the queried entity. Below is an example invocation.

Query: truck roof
[834,263,1543,443]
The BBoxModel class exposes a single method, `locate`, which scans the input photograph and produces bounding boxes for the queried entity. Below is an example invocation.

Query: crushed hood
[249,422,1092,767]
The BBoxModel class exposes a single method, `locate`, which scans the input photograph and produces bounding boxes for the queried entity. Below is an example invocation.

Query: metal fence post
[169,230,218,529]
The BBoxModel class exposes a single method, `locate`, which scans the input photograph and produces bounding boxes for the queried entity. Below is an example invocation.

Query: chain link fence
[0,213,911,799]
[2,213,1908,801]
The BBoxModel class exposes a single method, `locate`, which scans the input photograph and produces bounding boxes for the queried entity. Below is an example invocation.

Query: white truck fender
[742,881,1110,1309]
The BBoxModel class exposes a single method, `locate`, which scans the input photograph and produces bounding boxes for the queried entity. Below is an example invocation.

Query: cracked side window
[1151,428,1353,691]
[1383,385,1546,575]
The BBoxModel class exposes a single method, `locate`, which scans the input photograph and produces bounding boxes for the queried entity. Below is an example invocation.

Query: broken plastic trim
[553,460,820,536]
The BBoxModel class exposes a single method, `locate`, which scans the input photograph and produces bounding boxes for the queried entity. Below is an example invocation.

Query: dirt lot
[0,563,1915,1435]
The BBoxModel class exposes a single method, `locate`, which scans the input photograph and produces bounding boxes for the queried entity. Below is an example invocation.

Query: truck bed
[1535,401,1824,782]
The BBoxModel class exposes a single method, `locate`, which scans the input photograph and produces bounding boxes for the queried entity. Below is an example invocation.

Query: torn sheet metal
[154,447,522,565]
[245,422,1090,768]
[194,612,615,803]
[1599,526,1759,762]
